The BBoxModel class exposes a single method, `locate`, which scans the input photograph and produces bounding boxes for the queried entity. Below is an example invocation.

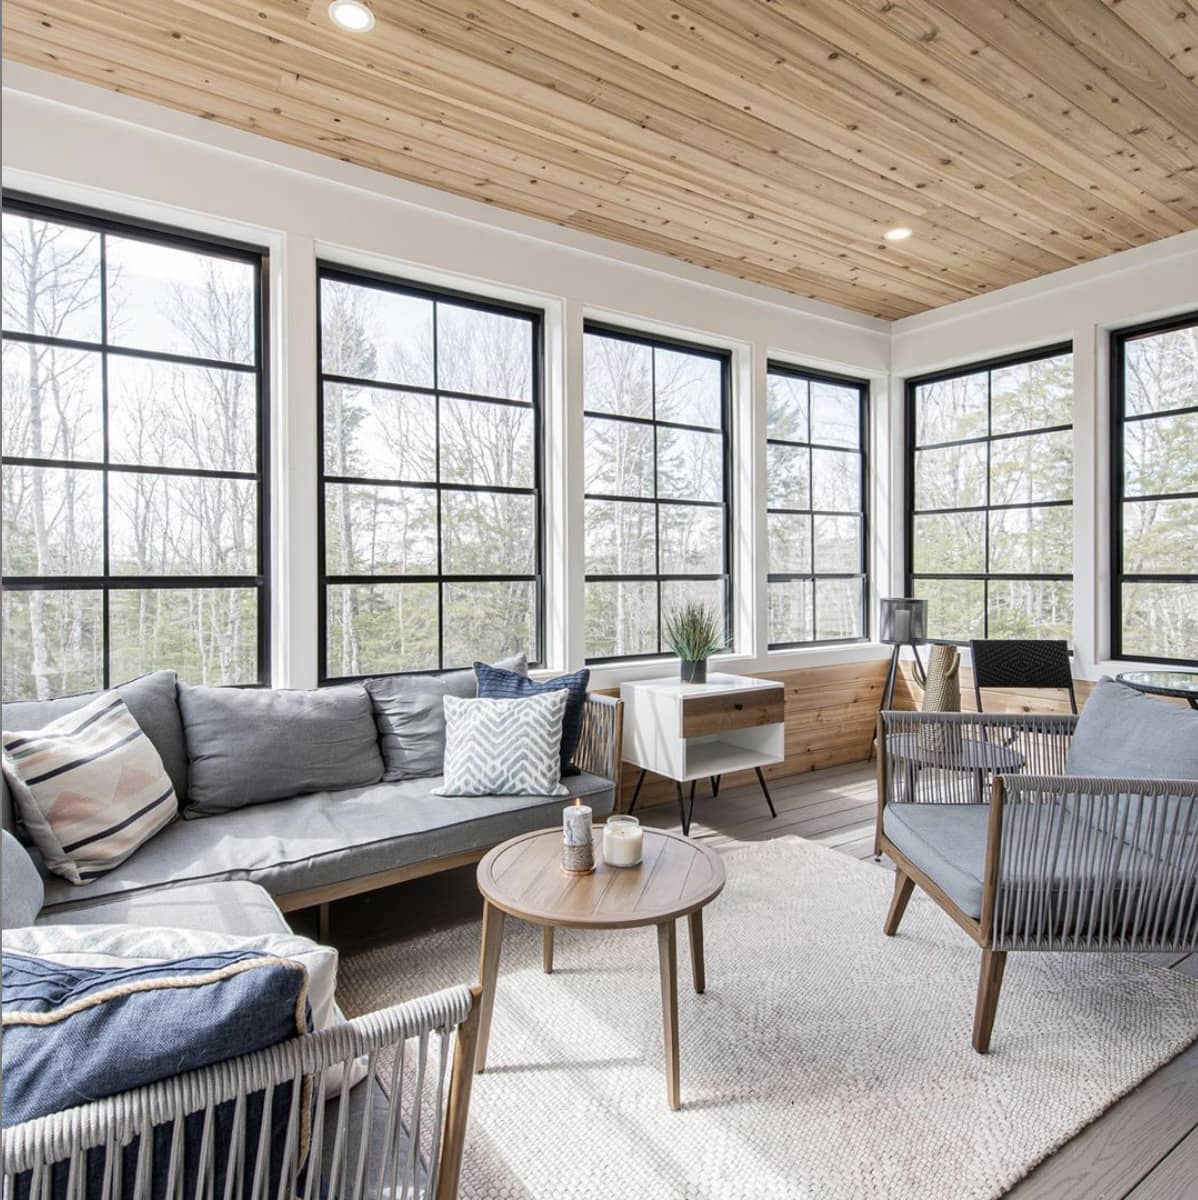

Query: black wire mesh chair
[969,639,1077,714]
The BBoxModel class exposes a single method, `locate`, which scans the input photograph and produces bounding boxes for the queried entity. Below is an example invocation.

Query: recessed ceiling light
[884,226,913,241]
[328,0,375,32]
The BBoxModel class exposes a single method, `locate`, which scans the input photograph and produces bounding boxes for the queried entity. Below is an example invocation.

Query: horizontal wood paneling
[3,0,1196,317]
[607,659,888,810]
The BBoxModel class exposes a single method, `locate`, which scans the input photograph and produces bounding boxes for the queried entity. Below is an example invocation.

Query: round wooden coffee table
[474,826,725,1109]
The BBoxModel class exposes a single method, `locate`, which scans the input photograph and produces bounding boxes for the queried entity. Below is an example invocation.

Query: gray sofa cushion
[366,654,527,781]
[1066,676,1198,780]
[884,800,1165,931]
[2,829,44,928]
[39,771,614,912]
[37,880,290,938]
[1,670,188,807]
[180,683,384,817]
[884,803,992,919]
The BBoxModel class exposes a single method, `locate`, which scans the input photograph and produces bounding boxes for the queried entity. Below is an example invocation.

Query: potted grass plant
[664,601,723,685]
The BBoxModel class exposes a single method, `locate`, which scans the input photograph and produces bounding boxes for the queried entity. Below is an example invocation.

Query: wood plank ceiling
[3,1,1198,319]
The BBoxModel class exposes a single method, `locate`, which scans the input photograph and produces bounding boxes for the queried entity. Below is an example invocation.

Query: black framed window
[1,194,269,702]
[907,344,1074,644]
[1111,312,1198,666]
[583,324,731,662]
[766,362,869,647]
[317,265,543,682]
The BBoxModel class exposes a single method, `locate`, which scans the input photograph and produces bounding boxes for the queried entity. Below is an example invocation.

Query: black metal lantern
[879,598,927,647]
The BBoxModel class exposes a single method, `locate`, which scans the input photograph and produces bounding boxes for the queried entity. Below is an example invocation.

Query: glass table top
[1116,671,1198,697]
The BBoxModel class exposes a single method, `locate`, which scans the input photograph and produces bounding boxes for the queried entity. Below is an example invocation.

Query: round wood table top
[477,826,725,930]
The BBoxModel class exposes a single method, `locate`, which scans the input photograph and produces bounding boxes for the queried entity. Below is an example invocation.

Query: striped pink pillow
[2,692,177,885]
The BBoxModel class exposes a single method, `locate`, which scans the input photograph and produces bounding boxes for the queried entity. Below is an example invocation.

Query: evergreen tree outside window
[1112,313,1198,665]
[907,344,1074,644]
[583,324,732,662]
[766,362,869,647]
[317,265,543,681]
[1,196,269,701]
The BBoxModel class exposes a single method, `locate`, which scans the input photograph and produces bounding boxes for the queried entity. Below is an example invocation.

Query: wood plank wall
[891,662,1094,715]
[605,660,889,810]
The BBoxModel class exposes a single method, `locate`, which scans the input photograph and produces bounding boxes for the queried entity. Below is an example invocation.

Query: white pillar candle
[563,801,593,847]
[603,816,644,868]
[893,608,911,644]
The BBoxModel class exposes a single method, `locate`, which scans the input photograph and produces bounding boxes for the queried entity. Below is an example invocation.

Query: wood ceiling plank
[148,0,1080,281]
[5,7,946,313]
[495,0,1124,263]
[1017,0,1198,138]
[3,0,1194,317]
[1103,0,1198,84]
[931,0,1198,201]
[806,0,1198,216]
[176,0,1111,273]
[556,0,1188,240]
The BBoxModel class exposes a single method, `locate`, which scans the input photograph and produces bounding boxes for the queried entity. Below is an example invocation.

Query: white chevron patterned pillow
[435,691,569,797]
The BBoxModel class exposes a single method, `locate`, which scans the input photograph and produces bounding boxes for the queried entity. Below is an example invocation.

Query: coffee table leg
[542,925,554,974]
[657,920,681,1110]
[687,909,705,995]
[475,900,506,1073]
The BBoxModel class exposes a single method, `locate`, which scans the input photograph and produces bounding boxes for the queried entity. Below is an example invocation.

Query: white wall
[3,65,1196,689]
[892,231,1198,680]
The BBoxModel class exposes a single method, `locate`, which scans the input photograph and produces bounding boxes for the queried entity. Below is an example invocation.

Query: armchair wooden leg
[972,949,1008,1054]
[883,870,915,936]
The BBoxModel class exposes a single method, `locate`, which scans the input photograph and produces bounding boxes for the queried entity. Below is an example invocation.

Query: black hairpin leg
[675,781,693,837]
[755,767,778,819]
[910,642,928,687]
[710,775,721,798]
[627,767,647,815]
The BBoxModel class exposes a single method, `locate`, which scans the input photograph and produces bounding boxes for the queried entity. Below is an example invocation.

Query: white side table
[620,673,786,835]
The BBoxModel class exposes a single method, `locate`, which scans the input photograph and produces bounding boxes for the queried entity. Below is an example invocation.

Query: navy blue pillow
[475,663,590,776]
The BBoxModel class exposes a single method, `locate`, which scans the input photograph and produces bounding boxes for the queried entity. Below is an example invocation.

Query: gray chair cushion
[884,803,992,919]
[1,670,188,807]
[39,771,614,912]
[2,829,44,928]
[37,880,290,938]
[1066,676,1198,780]
[366,654,527,781]
[179,683,384,817]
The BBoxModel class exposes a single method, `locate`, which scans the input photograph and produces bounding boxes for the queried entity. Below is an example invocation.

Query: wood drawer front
[680,690,784,738]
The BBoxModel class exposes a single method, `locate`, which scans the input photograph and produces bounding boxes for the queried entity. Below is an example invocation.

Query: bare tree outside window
[1,200,267,701]
[317,267,541,681]
[907,345,1074,644]
[766,363,868,647]
[1113,314,1198,665]
[583,325,731,661]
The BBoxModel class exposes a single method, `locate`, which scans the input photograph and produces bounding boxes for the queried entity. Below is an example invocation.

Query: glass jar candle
[603,815,644,868]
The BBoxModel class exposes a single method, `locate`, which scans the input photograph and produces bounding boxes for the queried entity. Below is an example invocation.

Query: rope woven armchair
[875,710,1198,1054]
[1,984,482,1200]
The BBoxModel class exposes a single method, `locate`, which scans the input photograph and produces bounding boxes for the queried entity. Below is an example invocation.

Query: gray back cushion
[366,655,527,781]
[1066,676,1198,780]
[179,684,385,816]
[2,829,44,928]
[1,671,188,807]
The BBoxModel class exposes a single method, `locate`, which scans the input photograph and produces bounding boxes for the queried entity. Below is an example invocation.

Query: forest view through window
[1112,313,1198,665]
[318,266,542,681]
[1,198,268,701]
[766,363,868,647]
[583,325,731,661]
[908,345,1074,644]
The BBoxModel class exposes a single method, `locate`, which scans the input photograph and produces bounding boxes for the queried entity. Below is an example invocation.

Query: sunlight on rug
[337,836,1198,1200]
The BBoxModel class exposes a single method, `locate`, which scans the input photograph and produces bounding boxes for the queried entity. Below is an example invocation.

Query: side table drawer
[680,689,784,738]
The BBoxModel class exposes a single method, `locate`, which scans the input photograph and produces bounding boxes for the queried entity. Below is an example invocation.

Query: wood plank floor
[321,761,1198,1198]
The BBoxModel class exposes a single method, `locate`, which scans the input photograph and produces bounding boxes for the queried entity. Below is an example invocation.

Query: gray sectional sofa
[1,668,622,927]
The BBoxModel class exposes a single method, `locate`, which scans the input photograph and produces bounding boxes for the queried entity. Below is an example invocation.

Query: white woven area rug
[337,836,1198,1200]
